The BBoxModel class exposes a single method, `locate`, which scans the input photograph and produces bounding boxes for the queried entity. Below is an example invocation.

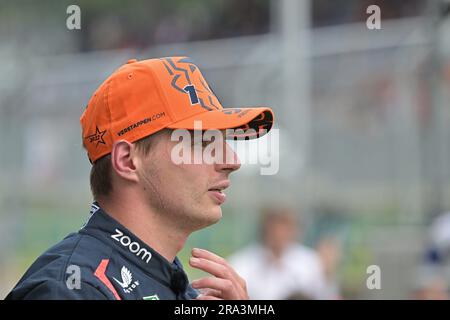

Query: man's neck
[96,196,189,263]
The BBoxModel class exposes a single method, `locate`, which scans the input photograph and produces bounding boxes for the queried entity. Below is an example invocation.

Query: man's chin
[210,205,223,222]
[194,206,222,230]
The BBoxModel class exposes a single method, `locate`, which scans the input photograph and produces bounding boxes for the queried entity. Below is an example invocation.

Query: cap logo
[161,57,220,111]
[183,84,199,105]
[85,126,106,147]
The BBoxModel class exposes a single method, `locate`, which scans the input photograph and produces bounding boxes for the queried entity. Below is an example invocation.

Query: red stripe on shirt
[94,259,121,300]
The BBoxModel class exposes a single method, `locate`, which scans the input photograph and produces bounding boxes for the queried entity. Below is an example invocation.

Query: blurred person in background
[316,235,342,299]
[229,207,337,299]
[410,211,450,300]
[425,211,450,267]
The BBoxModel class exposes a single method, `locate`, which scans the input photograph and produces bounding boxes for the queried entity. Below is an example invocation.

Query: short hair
[89,130,166,199]
[260,207,298,239]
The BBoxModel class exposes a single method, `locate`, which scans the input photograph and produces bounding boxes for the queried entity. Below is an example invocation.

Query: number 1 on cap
[183,85,199,105]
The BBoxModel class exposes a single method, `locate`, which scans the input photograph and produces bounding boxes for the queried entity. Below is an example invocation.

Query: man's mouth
[207,181,230,204]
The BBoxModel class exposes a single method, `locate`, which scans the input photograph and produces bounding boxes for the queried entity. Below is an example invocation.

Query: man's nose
[215,141,241,173]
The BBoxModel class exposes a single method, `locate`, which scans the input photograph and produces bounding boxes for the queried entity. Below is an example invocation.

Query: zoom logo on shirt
[111,229,152,263]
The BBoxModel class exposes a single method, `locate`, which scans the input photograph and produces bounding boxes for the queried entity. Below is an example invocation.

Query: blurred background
[2,0,450,299]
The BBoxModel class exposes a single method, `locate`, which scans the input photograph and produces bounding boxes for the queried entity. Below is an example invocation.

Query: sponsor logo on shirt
[143,294,160,300]
[113,266,140,294]
[111,228,152,263]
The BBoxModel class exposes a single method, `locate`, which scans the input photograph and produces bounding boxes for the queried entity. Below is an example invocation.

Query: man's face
[136,129,241,231]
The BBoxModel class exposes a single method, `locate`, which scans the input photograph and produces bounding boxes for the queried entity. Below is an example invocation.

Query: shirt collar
[79,202,189,294]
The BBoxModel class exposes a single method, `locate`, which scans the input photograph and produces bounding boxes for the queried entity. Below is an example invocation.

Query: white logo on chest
[111,228,152,263]
[113,266,140,294]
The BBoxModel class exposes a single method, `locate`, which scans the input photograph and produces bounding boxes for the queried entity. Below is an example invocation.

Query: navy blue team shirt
[6,203,199,300]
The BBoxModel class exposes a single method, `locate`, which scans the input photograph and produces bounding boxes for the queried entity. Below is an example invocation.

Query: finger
[192,248,245,286]
[199,288,222,298]
[190,254,247,290]
[189,257,229,279]
[192,248,227,265]
[191,276,234,293]
[196,295,222,300]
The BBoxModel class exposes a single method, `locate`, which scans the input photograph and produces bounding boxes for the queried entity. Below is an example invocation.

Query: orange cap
[80,57,274,163]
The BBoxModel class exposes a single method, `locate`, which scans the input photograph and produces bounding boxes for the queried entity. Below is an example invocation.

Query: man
[6,57,274,300]
[229,207,330,299]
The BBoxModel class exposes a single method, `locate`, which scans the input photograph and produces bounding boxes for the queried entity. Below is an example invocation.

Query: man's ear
[110,140,139,182]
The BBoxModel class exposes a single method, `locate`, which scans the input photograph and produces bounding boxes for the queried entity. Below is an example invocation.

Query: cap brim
[167,107,274,140]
